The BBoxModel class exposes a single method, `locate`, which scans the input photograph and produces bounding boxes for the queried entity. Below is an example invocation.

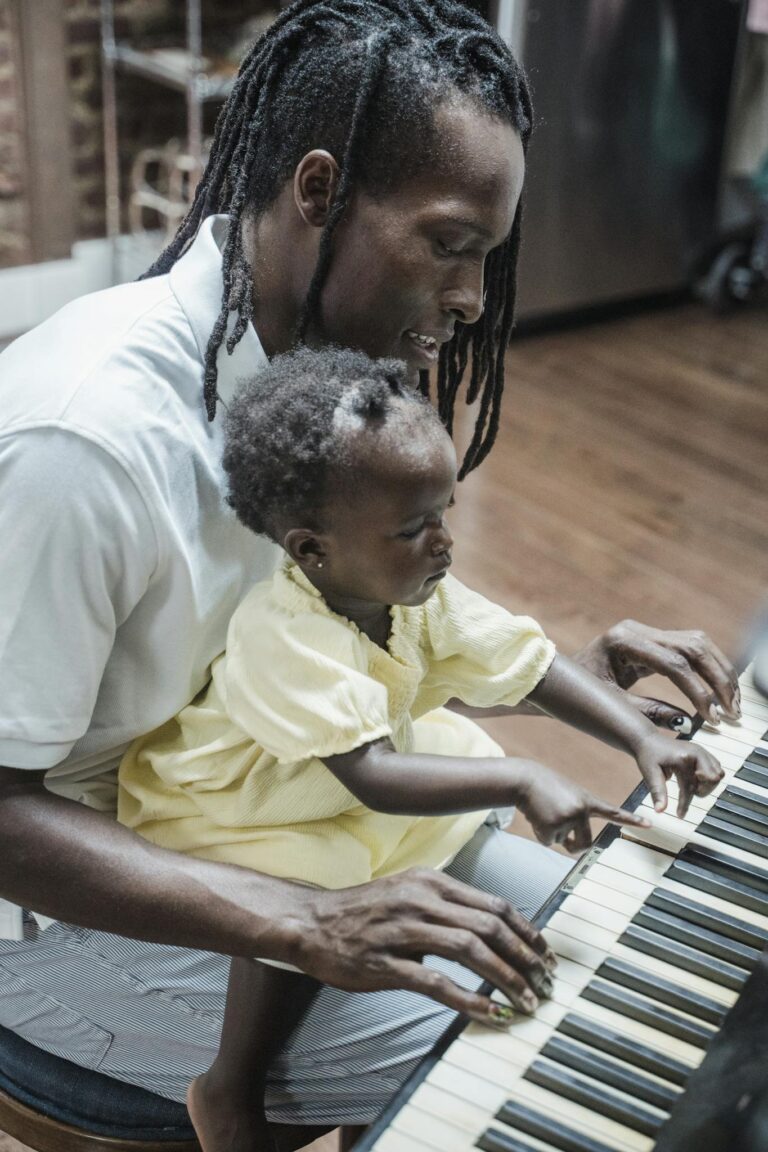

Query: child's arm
[323,742,649,854]
[527,654,723,814]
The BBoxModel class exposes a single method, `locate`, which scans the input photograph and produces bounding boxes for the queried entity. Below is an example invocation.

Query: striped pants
[0,823,571,1125]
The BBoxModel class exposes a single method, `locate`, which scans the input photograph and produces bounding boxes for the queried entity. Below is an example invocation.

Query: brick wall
[0,0,266,268]
[0,2,31,267]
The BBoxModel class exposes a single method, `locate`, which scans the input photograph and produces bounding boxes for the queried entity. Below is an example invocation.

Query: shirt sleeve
[416,575,556,715]
[0,427,157,769]
[223,595,392,764]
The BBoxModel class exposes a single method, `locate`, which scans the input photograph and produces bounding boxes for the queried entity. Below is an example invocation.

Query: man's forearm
[0,767,308,962]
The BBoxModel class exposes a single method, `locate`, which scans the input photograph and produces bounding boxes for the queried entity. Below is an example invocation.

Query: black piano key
[712,797,768,837]
[476,1131,543,1152]
[722,784,768,816]
[558,1012,691,1086]
[596,955,726,1025]
[619,923,749,991]
[737,752,768,789]
[631,905,760,969]
[679,843,768,893]
[541,1034,680,1112]
[495,1100,617,1152]
[670,855,768,917]
[645,887,768,950]
[580,979,714,1048]
[699,813,768,861]
[523,1058,665,1138]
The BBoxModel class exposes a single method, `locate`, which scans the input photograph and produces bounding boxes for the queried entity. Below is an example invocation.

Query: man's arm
[0,766,555,1020]
[447,620,740,729]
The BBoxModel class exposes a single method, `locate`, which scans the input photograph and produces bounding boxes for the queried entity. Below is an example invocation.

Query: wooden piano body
[356,665,768,1152]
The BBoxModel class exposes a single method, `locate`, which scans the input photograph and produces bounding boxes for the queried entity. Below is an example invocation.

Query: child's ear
[283,528,328,572]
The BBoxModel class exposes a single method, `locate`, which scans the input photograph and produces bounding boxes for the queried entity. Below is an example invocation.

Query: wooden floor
[2,300,766,1152]
[452,300,768,825]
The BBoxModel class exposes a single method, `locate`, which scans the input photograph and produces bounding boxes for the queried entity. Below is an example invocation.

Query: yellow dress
[118,563,556,889]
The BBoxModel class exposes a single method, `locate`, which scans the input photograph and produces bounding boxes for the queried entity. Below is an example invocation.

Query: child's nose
[432,521,453,554]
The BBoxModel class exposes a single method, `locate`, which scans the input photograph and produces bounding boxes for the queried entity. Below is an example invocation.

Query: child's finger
[591,800,651,828]
[643,767,668,812]
[676,775,695,819]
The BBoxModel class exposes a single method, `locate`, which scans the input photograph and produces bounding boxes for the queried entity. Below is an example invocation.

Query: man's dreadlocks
[143,0,532,478]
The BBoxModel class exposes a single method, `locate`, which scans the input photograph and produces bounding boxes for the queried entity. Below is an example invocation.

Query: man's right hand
[288,868,557,1025]
[0,768,554,1026]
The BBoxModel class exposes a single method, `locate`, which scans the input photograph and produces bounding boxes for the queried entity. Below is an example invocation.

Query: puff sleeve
[415,575,556,715]
[222,586,393,764]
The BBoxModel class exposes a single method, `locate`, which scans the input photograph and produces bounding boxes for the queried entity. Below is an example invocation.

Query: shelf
[106,43,236,102]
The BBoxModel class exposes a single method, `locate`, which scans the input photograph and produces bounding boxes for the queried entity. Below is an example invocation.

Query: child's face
[318,431,456,609]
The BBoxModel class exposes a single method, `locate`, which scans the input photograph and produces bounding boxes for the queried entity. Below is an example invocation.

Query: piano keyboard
[365,665,768,1152]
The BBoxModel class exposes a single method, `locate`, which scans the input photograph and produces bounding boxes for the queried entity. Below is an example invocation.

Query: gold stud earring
[317,562,324,569]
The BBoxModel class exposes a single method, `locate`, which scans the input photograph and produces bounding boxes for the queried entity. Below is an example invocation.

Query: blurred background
[0,0,766,823]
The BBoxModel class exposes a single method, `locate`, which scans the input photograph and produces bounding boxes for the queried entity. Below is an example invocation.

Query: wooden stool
[0,1025,334,1152]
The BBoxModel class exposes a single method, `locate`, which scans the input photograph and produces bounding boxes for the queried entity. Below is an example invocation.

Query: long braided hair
[143,0,532,478]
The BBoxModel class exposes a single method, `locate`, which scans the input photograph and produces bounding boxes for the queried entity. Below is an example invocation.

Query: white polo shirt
[0,215,279,809]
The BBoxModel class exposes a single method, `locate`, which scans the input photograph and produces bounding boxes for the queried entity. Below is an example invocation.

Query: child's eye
[399,524,423,540]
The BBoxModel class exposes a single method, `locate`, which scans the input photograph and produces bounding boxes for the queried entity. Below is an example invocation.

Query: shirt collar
[169,214,268,407]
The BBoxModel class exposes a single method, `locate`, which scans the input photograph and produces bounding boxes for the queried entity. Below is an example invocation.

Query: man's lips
[404,328,454,363]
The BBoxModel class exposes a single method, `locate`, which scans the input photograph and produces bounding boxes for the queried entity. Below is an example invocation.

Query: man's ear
[283,528,329,571]
[294,151,341,228]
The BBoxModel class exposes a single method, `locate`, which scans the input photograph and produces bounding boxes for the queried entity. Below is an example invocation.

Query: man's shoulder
[0,273,202,442]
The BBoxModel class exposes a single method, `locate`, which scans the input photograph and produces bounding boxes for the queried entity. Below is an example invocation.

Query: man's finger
[628,693,695,734]
[388,958,538,1025]
[430,873,555,966]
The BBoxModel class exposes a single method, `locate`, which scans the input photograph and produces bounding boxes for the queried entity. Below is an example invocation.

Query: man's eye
[437,239,458,257]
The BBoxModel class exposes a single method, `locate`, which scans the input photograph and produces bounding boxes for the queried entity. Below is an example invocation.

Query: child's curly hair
[223,346,445,542]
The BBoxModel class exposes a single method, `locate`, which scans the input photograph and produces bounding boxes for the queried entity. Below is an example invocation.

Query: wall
[0,0,264,269]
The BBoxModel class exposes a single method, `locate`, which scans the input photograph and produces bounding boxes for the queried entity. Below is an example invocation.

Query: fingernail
[707,704,720,726]
[488,1002,515,1025]
[543,949,558,972]
[670,715,693,735]
[520,991,539,1013]
[537,975,554,999]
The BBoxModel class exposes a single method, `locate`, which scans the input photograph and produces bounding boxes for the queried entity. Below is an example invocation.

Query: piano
[357,664,768,1152]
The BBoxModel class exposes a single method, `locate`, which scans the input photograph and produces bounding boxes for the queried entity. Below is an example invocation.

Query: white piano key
[548,911,620,952]
[735,691,768,721]
[574,869,650,908]
[425,1061,508,1115]
[554,894,629,936]
[716,713,766,738]
[598,838,673,885]
[609,939,738,1009]
[425,1055,660,1152]
[551,878,739,1005]
[449,1027,682,1109]
[543,927,607,972]
[499,1077,654,1151]
[692,725,760,759]
[392,1099,476,1152]
[562,995,704,1068]
[621,808,768,874]
[374,1128,439,1152]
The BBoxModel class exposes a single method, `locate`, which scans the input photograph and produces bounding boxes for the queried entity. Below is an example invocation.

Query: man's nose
[441,265,485,326]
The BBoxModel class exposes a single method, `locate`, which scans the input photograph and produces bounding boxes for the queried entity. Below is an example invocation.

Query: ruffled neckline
[277,560,425,676]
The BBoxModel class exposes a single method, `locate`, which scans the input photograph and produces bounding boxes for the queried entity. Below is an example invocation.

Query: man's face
[310,102,525,376]
[320,429,457,609]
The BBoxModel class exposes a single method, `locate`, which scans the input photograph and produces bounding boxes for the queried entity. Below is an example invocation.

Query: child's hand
[515,762,650,854]
[635,733,724,817]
